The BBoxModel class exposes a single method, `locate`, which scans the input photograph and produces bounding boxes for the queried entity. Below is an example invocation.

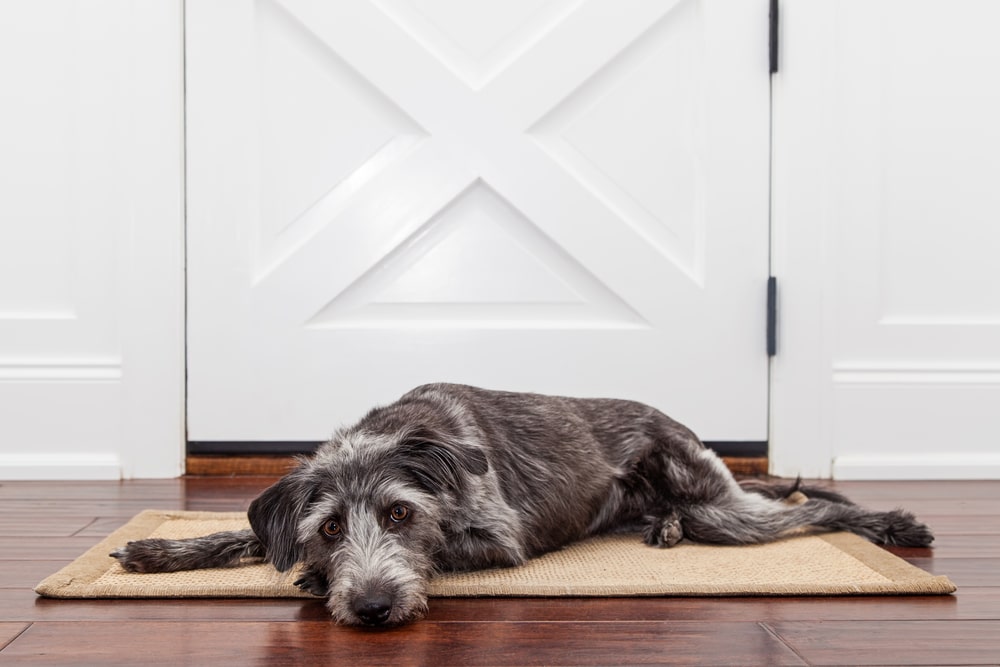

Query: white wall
[770,0,1000,479]
[1,0,997,480]
[0,1,185,479]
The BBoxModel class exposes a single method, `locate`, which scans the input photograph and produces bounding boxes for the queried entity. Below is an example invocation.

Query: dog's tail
[110,529,263,573]
[681,488,934,548]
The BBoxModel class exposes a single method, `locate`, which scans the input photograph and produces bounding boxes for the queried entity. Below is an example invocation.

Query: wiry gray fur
[112,383,933,627]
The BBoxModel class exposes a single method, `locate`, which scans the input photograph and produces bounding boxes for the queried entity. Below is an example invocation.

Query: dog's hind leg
[630,413,933,548]
[110,529,264,573]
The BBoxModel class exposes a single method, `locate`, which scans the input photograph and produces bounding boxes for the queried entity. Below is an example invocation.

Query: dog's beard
[323,548,434,627]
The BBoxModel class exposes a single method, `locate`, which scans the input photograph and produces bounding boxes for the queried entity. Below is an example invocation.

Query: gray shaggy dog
[112,383,933,627]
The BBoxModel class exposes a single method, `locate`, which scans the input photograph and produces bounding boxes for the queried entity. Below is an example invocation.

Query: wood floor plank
[767,619,1000,666]
[905,557,1000,587]
[907,514,1000,535]
[846,498,1000,516]
[0,478,276,503]
[0,591,325,623]
[0,516,97,538]
[70,517,140,538]
[0,480,183,501]
[4,589,995,624]
[423,590,989,624]
[0,500,185,517]
[0,562,69,589]
[888,536,1000,559]
[0,538,109,561]
[0,620,806,666]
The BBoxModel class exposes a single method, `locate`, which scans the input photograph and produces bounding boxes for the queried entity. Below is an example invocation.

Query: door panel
[771,0,1000,479]
[0,0,184,479]
[187,0,770,441]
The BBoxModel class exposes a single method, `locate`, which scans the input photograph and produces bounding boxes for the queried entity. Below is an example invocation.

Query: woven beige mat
[35,510,956,599]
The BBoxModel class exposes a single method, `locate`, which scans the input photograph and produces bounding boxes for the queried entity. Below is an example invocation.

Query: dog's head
[248,424,488,627]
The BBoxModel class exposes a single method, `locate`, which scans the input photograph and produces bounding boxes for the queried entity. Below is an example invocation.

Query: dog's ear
[248,465,314,571]
[399,431,488,495]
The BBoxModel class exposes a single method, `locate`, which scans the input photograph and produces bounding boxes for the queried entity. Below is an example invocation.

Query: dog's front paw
[109,539,176,573]
[642,513,684,548]
[293,568,330,596]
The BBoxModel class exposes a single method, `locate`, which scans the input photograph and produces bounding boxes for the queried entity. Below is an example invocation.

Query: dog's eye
[388,504,410,524]
[321,519,341,538]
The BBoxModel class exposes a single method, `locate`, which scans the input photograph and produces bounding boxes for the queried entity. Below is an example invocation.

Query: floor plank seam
[758,621,813,666]
[0,622,32,653]
[70,518,102,538]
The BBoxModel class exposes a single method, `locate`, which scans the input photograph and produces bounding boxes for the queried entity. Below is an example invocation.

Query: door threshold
[186,454,768,478]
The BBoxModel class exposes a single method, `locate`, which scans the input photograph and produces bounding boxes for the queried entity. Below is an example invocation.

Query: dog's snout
[353,593,393,626]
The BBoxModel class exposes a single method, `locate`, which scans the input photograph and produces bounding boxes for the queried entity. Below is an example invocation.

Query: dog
[112,383,933,627]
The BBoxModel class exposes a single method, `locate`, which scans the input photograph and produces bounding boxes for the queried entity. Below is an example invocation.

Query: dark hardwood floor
[0,476,997,666]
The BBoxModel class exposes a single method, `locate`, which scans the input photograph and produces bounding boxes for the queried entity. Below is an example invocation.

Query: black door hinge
[767,276,777,356]
[769,0,779,74]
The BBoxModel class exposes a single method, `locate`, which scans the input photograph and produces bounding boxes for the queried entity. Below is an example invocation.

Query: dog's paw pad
[659,518,683,548]
[642,514,684,548]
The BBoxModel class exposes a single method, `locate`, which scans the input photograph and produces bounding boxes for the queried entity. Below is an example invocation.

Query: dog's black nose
[353,594,393,626]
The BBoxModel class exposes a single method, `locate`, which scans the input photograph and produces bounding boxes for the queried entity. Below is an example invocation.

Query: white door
[187,0,770,443]
[771,0,1000,479]
[0,1,184,479]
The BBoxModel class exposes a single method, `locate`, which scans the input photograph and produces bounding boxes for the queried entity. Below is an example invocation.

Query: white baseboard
[832,453,1000,480]
[0,453,122,480]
